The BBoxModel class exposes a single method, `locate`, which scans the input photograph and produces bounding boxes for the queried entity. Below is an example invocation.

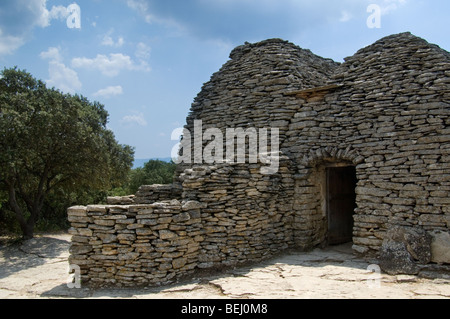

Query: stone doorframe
[293,146,363,250]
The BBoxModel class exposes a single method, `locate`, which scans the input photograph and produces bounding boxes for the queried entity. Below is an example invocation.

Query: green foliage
[108,160,177,196]
[0,67,134,238]
[128,160,176,194]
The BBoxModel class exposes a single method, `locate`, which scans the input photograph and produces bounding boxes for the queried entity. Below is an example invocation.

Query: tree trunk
[21,222,35,240]
[7,183,36,239]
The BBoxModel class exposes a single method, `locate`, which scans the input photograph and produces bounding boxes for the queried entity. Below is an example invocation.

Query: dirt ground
[0,233,449,299]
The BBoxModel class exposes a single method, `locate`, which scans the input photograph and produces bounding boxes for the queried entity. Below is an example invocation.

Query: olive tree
[0,67,134,239]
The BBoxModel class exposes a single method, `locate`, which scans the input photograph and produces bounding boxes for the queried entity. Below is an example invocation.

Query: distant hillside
[132,158,173,169]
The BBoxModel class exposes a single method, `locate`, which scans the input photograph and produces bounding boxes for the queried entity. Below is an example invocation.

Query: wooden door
[327,166,356,245]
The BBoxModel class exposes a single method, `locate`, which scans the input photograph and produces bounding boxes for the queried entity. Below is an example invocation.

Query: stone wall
[179,160,296,268]
[284,32,450,256]
[68,200,203,287]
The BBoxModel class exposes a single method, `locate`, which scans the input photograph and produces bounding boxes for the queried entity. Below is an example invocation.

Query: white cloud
[0,0,81,56]
[47,5,70,23]
[136,42,151,60]
[0,28,24,56]
[44,3,82,28]
[380,0,407,14]
[102,35,125,47]
[339,10,353,22]
[0,0,49,55]
[46,61,82,94]
[39,46,62,62]
[72,53,150,77]
[126,0,153,23]
[121,112,147,126]
[101,30,125,47]
[29,0,53,28]
[93,86,123,98]
[40,47,82,94]
[134,42,152,72]
[126,0,186,33]
[26,1,76,28]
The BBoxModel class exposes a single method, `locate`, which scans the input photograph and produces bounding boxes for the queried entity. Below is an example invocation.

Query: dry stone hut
[68,32,450,287]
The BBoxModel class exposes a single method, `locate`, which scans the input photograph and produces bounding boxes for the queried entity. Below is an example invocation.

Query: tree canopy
[0,67,134,239]
[126,160,177,195]
[105,159,177,201]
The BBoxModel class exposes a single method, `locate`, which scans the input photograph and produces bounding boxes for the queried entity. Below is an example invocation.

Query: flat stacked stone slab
[134,184,183,204]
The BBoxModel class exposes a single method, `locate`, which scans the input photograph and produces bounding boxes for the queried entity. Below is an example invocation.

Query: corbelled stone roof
[227,38,339,89]
[186,32,449,131]
[333,32,450,87]
[186,38,340,131]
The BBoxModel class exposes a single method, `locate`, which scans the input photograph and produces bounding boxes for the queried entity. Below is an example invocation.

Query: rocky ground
[0,233,449,299]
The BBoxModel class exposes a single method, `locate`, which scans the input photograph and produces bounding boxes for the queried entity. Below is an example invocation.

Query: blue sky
[1,0,449,160]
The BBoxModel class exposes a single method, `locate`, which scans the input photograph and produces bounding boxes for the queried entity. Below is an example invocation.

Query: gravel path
[0,233,449,299]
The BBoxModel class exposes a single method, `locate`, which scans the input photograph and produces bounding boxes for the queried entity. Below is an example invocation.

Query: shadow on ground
[0,235,70,281]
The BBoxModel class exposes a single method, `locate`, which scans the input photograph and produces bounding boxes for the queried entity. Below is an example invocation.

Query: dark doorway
[326,166,357,245]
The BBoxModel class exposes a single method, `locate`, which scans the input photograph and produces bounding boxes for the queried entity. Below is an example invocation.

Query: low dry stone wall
[178,160,296,268]
[68,200,204,287]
